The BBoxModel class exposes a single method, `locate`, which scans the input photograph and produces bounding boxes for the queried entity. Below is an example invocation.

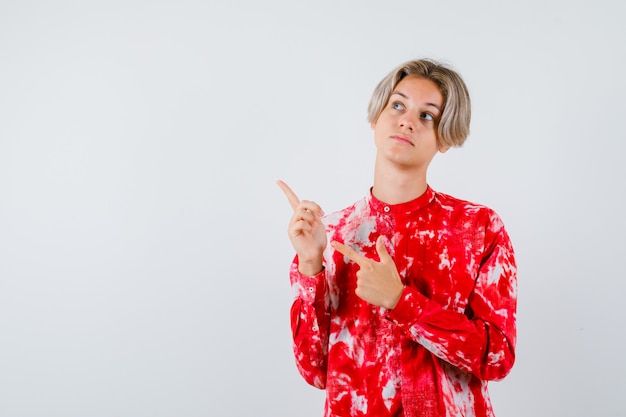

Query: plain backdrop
[1,1,625,416]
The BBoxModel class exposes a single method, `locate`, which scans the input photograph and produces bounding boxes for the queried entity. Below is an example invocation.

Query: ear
[439,145,450,154]
[370,122,376,130]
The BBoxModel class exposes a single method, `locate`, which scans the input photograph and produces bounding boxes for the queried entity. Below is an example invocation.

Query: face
[372,76,448,171]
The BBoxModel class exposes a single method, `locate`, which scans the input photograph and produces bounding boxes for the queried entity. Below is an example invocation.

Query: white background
[1,1,625,416]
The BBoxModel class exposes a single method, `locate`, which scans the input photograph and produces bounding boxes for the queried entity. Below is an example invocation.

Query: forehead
[392,76,443,107]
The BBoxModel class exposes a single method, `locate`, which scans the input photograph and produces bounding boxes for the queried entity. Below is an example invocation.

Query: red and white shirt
[289,186,517,417]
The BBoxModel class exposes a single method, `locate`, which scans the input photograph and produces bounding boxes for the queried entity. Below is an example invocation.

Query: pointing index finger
[331,241,369,267]
[276,180,300,211]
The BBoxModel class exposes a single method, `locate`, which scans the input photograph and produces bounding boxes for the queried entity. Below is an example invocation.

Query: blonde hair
[367,58,471,148]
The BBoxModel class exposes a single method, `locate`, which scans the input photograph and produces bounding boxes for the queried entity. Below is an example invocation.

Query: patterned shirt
[289,186,517,417]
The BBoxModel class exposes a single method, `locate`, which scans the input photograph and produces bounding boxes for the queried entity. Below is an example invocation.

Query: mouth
[390,134,414,146]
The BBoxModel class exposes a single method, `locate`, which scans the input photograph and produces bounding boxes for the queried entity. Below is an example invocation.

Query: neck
[372,156,429,205]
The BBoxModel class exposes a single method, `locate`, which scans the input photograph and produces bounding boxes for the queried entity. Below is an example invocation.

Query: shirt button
[308,287,314,293]
[383,206,390,213]
[312,326,318,331]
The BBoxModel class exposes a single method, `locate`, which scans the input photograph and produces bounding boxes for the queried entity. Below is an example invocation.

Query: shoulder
[433,190,488,211]
[432,191,514,259]
[432,190,506,230]
[321,196,369,228]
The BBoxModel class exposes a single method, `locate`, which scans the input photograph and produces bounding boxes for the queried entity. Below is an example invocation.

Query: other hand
[277,180,327,276]
[331,235,404,309]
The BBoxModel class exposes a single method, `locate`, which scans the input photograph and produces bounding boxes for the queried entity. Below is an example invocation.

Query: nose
[399,116,415,132]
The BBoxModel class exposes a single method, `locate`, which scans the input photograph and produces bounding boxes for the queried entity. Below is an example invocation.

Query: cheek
[373,131,387,151]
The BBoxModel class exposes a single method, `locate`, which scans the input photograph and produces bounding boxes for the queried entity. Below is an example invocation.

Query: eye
[420,112,435,122]
[392,102,405,111]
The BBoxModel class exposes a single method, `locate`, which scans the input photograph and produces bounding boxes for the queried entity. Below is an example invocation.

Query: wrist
[386,285,405,310]
[298,257,324,277]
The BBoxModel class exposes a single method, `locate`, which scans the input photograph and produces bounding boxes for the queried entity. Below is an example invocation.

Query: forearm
[387,286,516,380]
[289,260,331,388]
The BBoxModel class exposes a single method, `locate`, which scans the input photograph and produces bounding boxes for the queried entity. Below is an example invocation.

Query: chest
[331,213,486,314]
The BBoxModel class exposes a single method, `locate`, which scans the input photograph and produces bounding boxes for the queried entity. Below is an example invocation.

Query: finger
[276,180,300,211]
[331,241,369,267]
[291,204,321,224]
[289,210,316,230]
[376,235,393,262]
[299,200,325,218]
[289,219,314,236]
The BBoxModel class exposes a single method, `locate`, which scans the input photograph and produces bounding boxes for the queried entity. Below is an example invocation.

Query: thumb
[376,235,393,262]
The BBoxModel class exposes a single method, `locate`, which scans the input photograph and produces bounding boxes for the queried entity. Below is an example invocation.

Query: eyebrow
[391,91,441,111]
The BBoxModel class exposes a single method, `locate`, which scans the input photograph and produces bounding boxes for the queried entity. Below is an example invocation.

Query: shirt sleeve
[386,212,517,381]
[289,257,331,389]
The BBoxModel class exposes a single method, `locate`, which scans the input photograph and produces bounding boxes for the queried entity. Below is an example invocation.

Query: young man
[278,58,517,417]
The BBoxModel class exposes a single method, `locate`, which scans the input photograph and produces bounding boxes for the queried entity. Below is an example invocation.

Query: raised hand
[277,180,327,276]
[331,235,404,309]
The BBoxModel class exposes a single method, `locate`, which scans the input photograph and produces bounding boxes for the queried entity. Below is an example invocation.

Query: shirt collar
[367,185,436,216]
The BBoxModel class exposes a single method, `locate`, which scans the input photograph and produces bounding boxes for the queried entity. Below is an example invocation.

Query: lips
[390,134,414,146]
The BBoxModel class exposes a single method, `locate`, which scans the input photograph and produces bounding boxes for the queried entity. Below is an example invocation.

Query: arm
[387,213,517,381]
[277,181,330,387]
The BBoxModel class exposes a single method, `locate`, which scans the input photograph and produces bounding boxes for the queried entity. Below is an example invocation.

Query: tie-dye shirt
[289,186,517,417]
